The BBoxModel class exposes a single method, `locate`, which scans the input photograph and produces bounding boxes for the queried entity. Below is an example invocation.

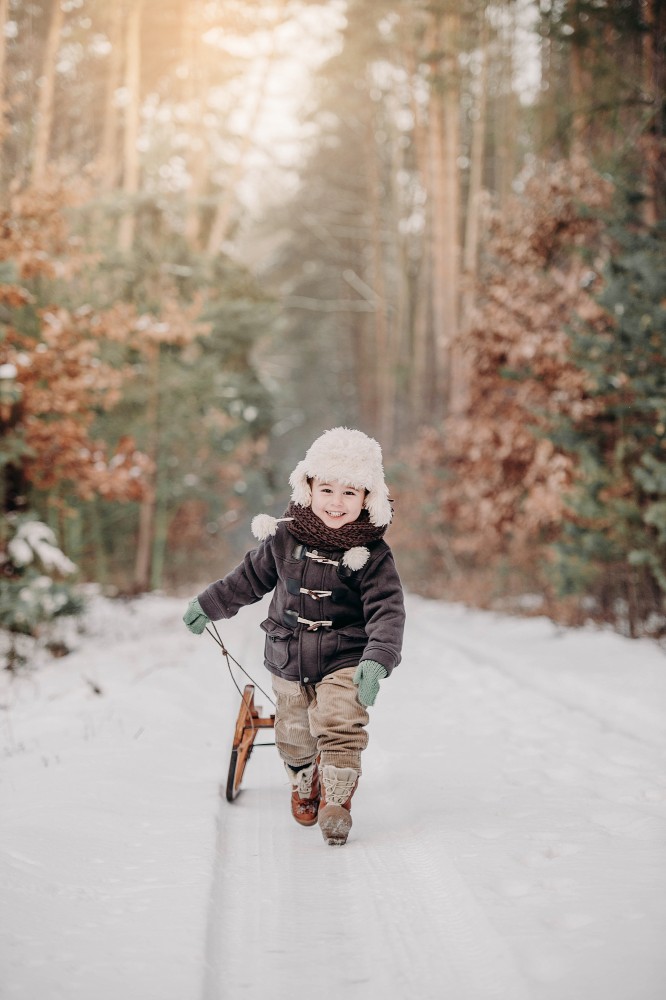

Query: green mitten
[182,597,211,635]
[352,659,388,707]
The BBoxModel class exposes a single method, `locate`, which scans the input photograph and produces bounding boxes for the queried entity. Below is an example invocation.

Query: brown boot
[318,765,359,846]
[285,761,320,827]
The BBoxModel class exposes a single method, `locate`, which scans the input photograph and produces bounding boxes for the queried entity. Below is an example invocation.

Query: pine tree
[0,514,83,670]
[551,208,666,634]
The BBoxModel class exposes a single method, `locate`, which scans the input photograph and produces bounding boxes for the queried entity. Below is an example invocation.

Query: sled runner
[204,623,276,801]
[225,684,275,802]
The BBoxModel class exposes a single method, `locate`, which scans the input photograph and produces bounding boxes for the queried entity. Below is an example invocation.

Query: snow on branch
[7,520,77,576]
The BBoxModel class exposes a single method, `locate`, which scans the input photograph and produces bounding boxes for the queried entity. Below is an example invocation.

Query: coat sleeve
[197,538,279,621]
[358,545,405,675]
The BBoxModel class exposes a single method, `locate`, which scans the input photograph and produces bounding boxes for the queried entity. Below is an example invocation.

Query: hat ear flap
[289,460,312,507]
[364,483,392,527]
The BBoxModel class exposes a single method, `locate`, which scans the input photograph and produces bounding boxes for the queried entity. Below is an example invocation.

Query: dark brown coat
[197,525,405,685]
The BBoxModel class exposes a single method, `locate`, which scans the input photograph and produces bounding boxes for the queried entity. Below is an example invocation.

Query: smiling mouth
[325,511,345,518]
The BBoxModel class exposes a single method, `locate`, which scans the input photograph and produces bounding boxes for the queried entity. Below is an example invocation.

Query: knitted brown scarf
[284,501,388,553]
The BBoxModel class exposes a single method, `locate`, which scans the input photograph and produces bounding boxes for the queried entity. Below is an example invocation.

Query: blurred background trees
[0,0,663,636]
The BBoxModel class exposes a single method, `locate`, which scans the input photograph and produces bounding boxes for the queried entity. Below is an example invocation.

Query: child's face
[311,479,365,529]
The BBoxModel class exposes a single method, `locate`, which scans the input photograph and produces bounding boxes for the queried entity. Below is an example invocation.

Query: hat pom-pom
[342,546,370,571]
[251,514,280,541]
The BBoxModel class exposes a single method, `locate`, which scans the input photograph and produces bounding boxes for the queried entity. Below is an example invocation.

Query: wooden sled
[225,683,275,802]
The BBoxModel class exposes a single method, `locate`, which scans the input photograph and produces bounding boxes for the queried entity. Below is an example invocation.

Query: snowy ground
[1,591,665,1000]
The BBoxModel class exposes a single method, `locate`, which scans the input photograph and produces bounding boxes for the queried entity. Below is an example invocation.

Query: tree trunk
[98,3,124,192]
[410,239,434,429]
[134,340,160,591]
[495,8,517,213]
[426,8,460,415]
[639,0,660,227]
[455,16,488,416]
[182,0,210,248]
[568,1,586,158]
[426,14,449,418]
[118,1,143,252]
[349,307,377,431]
[0,0,8,98]
[398,19,435,428]
[30,0,65,185]
[0,0,8,170]
[388,124,411,444]
[88,504,110,586]
[538,0,557,154]
[461,23,487,323]
[150,477,170,591]
[363,116,392,446]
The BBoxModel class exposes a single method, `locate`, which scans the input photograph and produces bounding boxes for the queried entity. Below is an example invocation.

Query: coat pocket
[334,623,367,660]
[260,618,292,670]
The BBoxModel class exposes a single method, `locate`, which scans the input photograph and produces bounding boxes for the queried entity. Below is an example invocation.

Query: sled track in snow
[200,754,532,1000]
[412,619,666,753]
[199,601,666,1000]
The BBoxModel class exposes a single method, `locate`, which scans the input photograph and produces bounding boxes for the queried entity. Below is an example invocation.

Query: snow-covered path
[1,593,665,1000]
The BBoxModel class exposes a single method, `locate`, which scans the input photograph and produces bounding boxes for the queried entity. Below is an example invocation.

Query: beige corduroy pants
[272,667,369,773]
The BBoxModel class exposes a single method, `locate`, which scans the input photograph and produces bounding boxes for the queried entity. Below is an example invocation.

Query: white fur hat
[289,427,392,527]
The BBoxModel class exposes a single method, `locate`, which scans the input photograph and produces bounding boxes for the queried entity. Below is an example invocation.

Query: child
[183,427,405,846]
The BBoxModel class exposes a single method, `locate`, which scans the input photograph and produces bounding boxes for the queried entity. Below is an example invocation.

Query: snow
[1,592,665,1000]
[7,521,77,576]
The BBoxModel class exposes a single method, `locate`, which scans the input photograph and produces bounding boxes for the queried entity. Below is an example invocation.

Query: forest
[0,0,664,657]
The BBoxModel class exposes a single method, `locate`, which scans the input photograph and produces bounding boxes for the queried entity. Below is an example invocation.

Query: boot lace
[286,761,317,797]
[322,765,358,805]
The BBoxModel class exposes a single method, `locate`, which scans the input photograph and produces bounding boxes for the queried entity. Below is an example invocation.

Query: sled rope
[205,622,276,710]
